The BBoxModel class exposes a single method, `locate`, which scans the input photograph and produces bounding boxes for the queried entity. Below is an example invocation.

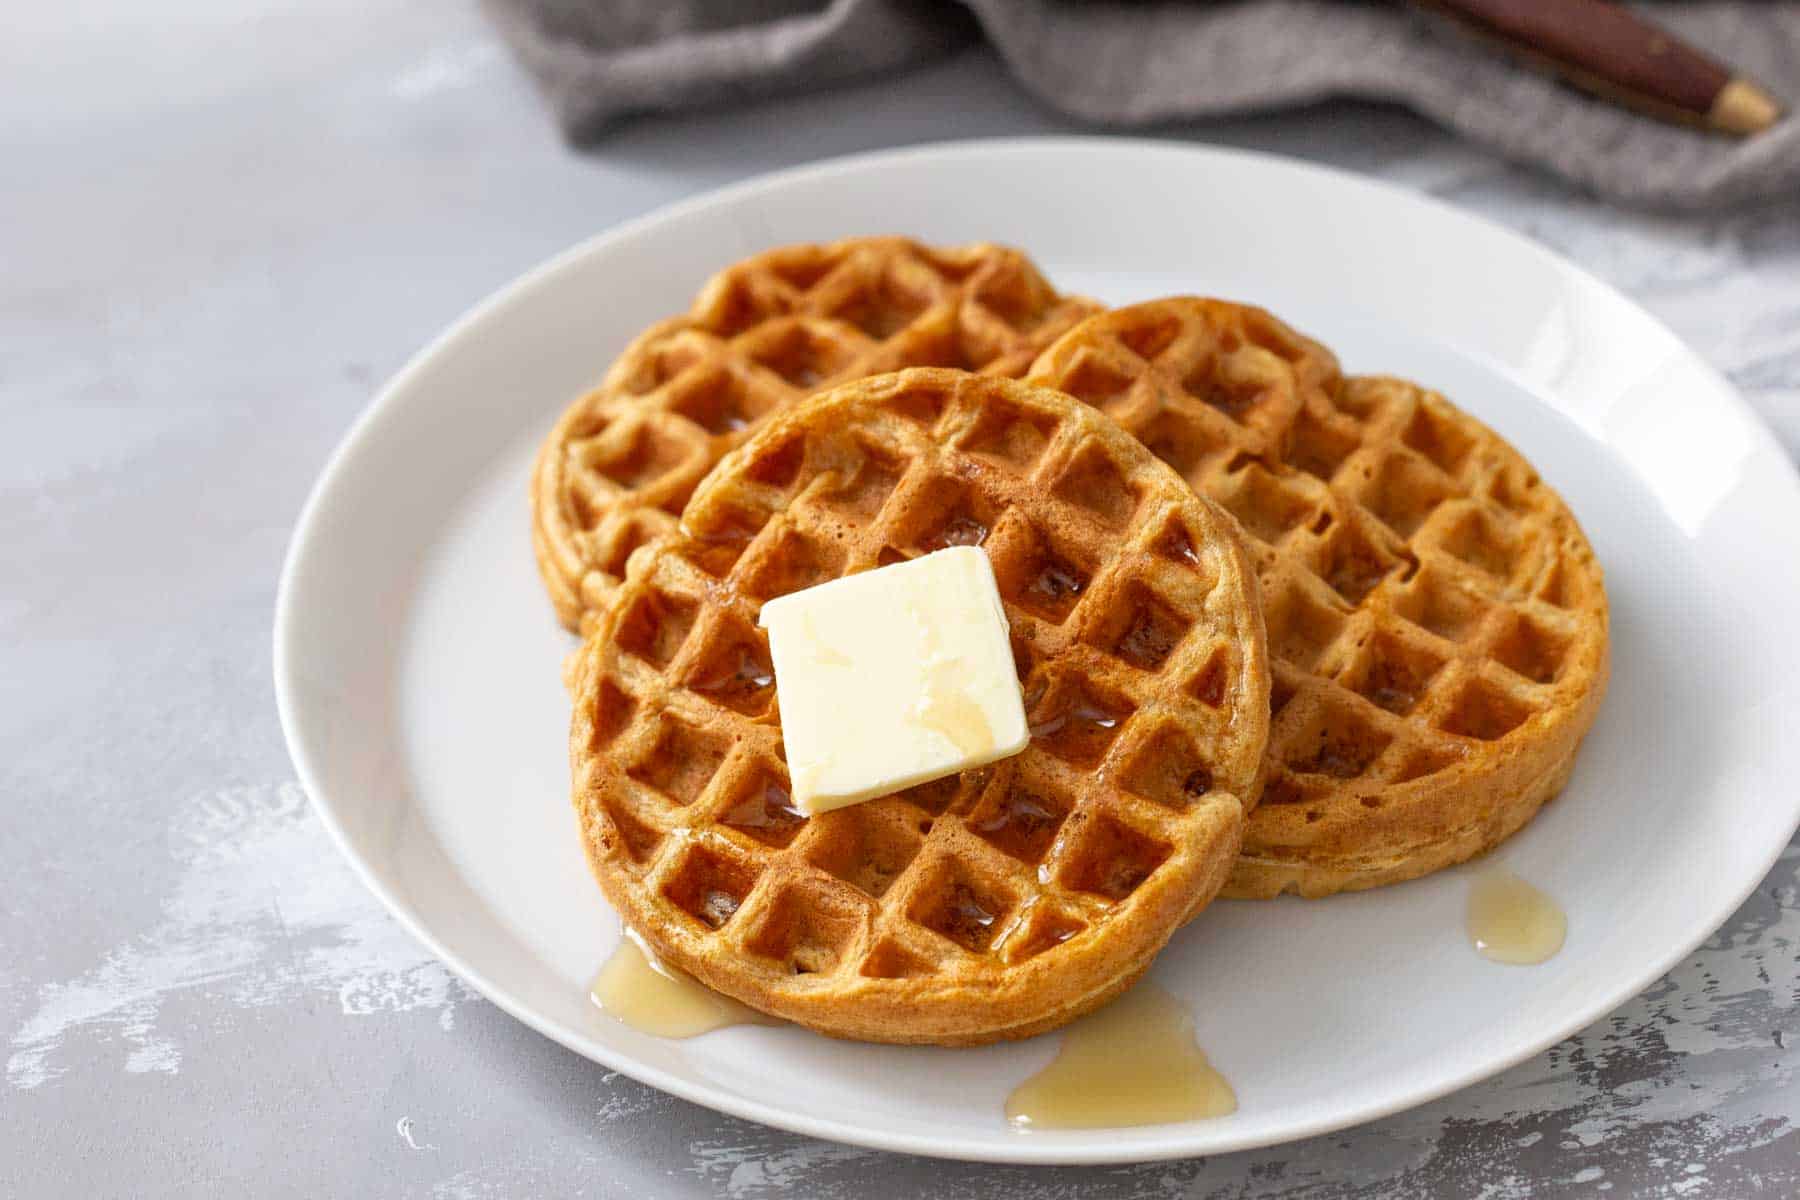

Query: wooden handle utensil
[1416,0,1783,135]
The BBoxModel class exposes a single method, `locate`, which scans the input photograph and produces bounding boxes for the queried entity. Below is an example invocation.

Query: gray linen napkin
[484,0,1800,210]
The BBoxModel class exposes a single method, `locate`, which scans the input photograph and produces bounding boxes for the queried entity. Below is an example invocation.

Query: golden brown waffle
[532,238,1100,634]
[1028,299,1610,899]
[568,369,1269,1044]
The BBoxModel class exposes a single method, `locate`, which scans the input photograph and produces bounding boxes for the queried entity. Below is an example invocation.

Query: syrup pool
[1466,867,1566,965]
[590,934,780,1038]
[1006,982,1236,1130]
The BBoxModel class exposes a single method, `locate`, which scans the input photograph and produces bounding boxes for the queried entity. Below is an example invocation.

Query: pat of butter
[758,546,1029,815]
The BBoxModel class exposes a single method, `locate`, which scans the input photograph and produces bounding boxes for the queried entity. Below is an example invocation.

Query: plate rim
[273,134,1800,1165]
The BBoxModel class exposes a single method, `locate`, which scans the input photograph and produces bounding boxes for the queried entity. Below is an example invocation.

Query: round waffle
[1028,298,1609,899]
[569,369,1269,1044]
[532,238,1100,634]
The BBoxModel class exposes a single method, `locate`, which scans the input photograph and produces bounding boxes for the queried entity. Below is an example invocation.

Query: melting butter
[1006,982,1236,1130]
[590,934,780,1038]
[908,592,996,759]
[757,546,1027,813]
[1467,868,1566,965]
[801,612,852,668]
[915,659,996,757]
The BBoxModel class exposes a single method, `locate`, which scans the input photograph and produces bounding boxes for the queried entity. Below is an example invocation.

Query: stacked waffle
[536,239,1609,1044]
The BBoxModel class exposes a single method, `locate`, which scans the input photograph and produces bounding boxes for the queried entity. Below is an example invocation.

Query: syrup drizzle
[1029,695,1124,767]
[971,790,1062,860]
[590,933,781,1038]
[1006,982,1236,1130]
[1466,868,1566,965]
[1159,523,1201,566]
[689,643,775,705]
[721,779,806,841]
[939,883,1000,951]
[1025,555,1087,619]
[925,514,989,552]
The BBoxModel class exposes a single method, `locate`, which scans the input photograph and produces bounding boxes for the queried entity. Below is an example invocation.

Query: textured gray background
[5,2,1798,1196]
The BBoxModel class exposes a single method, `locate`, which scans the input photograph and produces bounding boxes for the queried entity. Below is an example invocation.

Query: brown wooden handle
[1416,0,1782,135]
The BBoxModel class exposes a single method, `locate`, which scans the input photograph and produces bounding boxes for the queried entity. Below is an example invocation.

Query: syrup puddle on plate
[590,933,780,1038]
[1466,867,1566,965]
[1006,981,1236,1130]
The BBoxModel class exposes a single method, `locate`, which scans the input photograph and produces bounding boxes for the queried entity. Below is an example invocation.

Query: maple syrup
[688,643,775,707]
[971,789,1062,861]
[1006,982,1236,1130]
[1158,522,1201,566]
[1029,691,1124,768]
[925,514,989,552]
[1024,554,1087,620]
[590,933,780,1038]
[937,883,1001,951]
[720,778,806,845]
[1466,868,1565,965]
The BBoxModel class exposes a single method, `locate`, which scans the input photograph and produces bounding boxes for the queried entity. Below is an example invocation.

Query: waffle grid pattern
[532,238,1099,633]
[1028,299,1609,897]
[571,370,1268,1043]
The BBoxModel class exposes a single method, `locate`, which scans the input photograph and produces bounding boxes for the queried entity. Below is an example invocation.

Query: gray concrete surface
[4,2,1798,1195]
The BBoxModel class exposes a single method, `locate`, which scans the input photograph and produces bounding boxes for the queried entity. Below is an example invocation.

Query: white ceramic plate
[274,138,1800,1164]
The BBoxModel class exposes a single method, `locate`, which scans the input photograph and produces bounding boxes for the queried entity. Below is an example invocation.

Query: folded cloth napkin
[484,0,1800,210]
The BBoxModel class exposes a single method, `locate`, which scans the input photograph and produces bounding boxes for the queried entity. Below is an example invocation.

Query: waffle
[1028,299,1609,899]
[532,238,1100,635]
[568,369,1270,1044]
